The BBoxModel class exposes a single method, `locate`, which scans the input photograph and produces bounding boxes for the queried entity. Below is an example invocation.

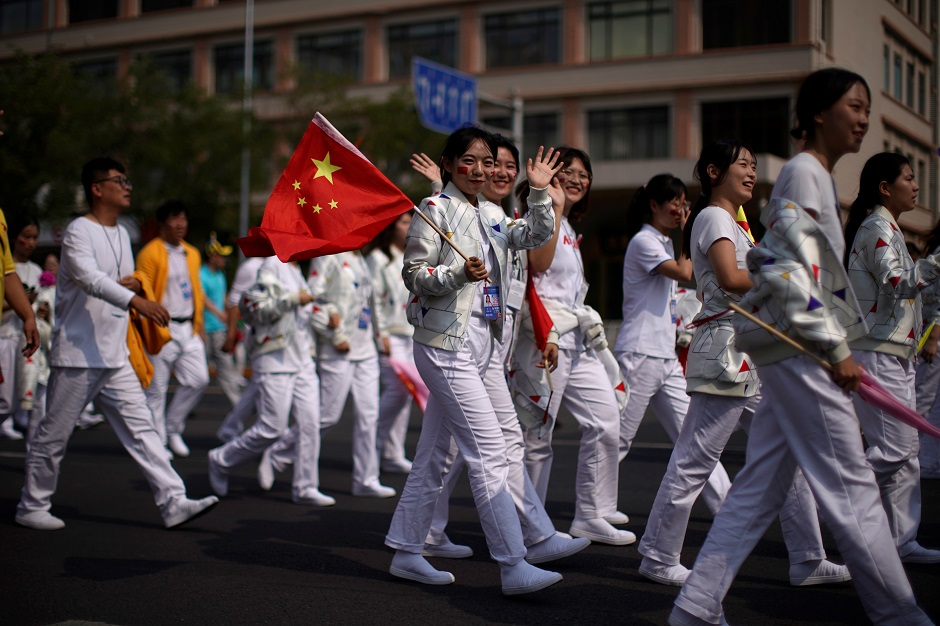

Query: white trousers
[377,335,415,464]
[145,321,209,442]
[385,323,526,564]
[639,392,826,566]
[616,352,731,514]
[217,377,259,441]
[428,333,555,547]
[852,350,922,553]
[916,355,940,474]
[18,364,187,515]
[675,355,930,626]
[205,330,242,407]
[0,333,19,415]
[522,343,621,520]
[215,363,321,498]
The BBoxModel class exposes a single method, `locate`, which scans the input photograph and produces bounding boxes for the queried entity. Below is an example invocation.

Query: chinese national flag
[527,274,554,351]
[237,112,415,262]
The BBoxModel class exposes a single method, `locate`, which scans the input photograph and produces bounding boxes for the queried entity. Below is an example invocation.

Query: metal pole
[238,0,254,254]
[511,91,524,154]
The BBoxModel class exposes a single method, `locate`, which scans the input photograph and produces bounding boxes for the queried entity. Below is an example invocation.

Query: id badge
[506,277,525,312]
[358,307,371,329]
[670,297,678,324]
[484,285,501,320]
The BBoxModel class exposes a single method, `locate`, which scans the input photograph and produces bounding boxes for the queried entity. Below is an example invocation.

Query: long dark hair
[625,173,687,240]
[790,68,870,142]
[515,146,593,223]
[438,125,498,190]
[682,139,753,257]
[843,152,910,268]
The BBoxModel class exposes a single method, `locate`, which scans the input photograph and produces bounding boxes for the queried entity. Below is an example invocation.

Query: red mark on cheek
[457,166,469,175]
[508,171,518,181]
[486,170,496,179]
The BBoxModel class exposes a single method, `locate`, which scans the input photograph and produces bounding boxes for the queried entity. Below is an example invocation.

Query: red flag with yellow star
[237,113,415,262]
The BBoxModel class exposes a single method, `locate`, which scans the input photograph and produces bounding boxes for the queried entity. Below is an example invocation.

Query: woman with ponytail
[614,174,732,519]
[638,140,847,588]
[845,151,940,564]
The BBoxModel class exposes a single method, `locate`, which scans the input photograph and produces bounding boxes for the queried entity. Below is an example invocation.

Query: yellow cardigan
[135,236,204,335]
[127,270,172,388]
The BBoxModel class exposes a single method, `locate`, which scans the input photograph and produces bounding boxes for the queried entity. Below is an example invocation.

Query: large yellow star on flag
[311,152,342,184]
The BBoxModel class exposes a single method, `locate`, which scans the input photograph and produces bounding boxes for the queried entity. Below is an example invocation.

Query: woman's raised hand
[410,153,441,184]
[526,146,563,190]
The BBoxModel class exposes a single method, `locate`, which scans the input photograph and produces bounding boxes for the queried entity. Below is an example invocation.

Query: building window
[141,0,192,11]
[297,30,362,81]
[701,97,789,158]
[69,0,117,23]
[587,106,669,160]
[588,0,672,60]
[1,0,42,33]
[894,54,902,100]
[214,41,274,95]
[702,0,790,49]
[906,62,915,107]
[485,8,560,68]
[918,71,926,115]
[387,19,457,79]
[74,57,118,86]
[142,49,192,93]
[819,0,831,44]
[481,112,559,161]
[883,45,891,92]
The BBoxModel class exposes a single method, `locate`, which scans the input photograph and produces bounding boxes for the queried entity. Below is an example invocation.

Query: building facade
[2,0,938,316]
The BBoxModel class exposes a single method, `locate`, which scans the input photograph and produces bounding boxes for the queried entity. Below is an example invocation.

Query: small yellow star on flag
[297,197,307,207]
[312,204,323,214]
[292,180,301,191]
[311,152,342,184]
[329,199,339,209]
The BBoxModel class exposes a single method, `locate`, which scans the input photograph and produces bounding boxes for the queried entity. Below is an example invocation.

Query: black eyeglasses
[93,175,133,190]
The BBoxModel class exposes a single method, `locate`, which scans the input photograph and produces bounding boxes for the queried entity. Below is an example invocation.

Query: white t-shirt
[51,217,136,368]
[614,223,677,358]
[530,216,584,350]
[226,256,265,309]
[691,206,754,318]
[252,258,312,374]
[162,242,194,319]
[771,152,843,260]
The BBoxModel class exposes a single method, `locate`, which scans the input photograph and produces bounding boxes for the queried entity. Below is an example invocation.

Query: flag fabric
[736,205,755,243]
[388,356,430,413]
[238,113,415,262]
[527,274,554,351]
[858,370,940,439]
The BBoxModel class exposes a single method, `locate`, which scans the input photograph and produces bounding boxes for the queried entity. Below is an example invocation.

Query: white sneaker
[162,496,219,529]
[352,483,396,498]
[525,533,591,564]
[569,518,636,546]
[668,606,730,626]
[0,417,23,440]
[76,413,105,430]
[390,551,455,585]
[257,447,276,491]
[604,510,630,525]
[207,448,229,497]
[168,434,190,458]
[639,556,690,586]
[293,489,336,507]
[15,510,65,530]
[423,534,473,558]
[901,541,940,564]
[789,559,852,586]
[500,560,563,595]
[381,457,413,474]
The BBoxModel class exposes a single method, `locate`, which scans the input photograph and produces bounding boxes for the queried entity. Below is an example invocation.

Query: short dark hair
[81,157,125,208]
[155,199,189,223]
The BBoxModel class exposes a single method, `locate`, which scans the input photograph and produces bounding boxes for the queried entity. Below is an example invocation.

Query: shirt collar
[873,205,901,231]
[640,222,671,243]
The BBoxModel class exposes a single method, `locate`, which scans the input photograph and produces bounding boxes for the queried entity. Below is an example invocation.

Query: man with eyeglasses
[136,200,209,459]
[15,157,218,530]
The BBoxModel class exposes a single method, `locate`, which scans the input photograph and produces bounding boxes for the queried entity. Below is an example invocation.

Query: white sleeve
[61,222,134,310]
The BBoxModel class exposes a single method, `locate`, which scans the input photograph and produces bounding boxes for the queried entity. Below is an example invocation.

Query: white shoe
[789,559,851,586]
[668,606,730,626]
[293,489,336,507]
[207,448,229,497]
[390,551,455,585]
[569,518,636,546]
[162,496,219,529]
[500,560,563,595]
[639,556,690,586]
[15,510,65,530]
[76,413,105,430]
[352,482,396,498]
[381,457,413,474]
[0,417,23,440]
[257,447,276,491]
[168,434,190,458]
[604,510,630,525]
[901,541,940,564]
[525,533,591,564]
[423,535,473,559]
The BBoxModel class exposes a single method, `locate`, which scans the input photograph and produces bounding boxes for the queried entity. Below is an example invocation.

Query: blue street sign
[412,57,477,134]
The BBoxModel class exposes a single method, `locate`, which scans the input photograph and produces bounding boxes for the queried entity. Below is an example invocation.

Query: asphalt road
[2,384,939,625]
